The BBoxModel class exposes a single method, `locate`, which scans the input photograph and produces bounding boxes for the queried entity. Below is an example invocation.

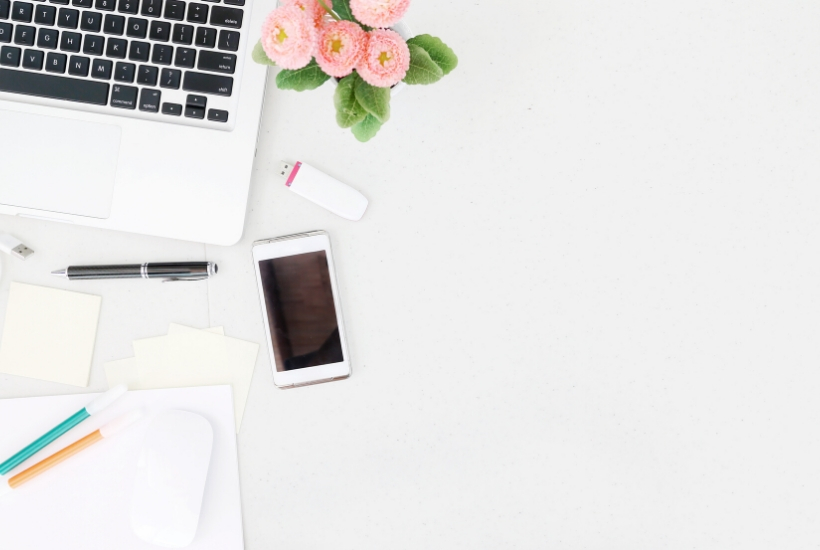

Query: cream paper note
[105,325,257,430]
[0,282,101,387]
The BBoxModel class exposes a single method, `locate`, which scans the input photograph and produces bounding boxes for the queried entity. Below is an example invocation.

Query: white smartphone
[252,231,351,388]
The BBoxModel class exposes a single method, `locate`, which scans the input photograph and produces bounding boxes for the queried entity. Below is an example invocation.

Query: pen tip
[51,269,66,277]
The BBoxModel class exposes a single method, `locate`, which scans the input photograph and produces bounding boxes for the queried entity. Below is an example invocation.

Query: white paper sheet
[0,282,101,387]
[0,386,244,550]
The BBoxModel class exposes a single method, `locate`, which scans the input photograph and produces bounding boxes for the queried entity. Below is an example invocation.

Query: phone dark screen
[259,251,344,371]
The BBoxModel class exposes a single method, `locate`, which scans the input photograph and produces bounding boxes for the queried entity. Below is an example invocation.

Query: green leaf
[353,77,390,123]
[404,44,444,85]
[275,60,331,91]
[334,73,368,128]
[351,113,383,142]
[251,40,276,66]
[331,0,355,21]
[406,34,458,76]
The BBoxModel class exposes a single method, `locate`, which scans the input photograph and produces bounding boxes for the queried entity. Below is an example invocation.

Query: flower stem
[317,0,340,21]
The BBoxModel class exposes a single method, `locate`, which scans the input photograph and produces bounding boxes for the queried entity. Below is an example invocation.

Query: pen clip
[162,276,211,283]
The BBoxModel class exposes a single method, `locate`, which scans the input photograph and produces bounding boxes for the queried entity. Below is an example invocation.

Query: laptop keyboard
[0,0,246,129]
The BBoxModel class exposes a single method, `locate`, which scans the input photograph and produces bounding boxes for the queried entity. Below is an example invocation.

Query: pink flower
[260,6,316,70]
[280,0,332,28]
[356,29,410,87]
[350,0,409,28]
[315,20,366,78]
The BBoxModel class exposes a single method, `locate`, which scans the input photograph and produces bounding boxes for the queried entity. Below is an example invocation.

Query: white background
[3,0,820,547]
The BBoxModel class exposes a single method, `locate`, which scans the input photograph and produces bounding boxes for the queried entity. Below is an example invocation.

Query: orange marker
[0,410,143,495]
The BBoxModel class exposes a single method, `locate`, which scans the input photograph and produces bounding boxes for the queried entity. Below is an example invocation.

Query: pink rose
[315,20,367,78]
[356,29,410,87]
[280,0,332,28]
[260,6,317,70]
[350,0,410,28]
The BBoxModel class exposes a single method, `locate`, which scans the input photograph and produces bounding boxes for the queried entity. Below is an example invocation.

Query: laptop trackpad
[0,110,120,219]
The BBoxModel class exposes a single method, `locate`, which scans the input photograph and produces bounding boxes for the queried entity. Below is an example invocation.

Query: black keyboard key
[44,50,64,71]
[185,1,204,22]
[33,4,54,24]
[209,5,240,28]
[72,0,91,7]
[36,27,57,48]
[185,93,203,106]
[140,0,159,16]
[207,108,227,121]
[81,32,102,54]
[139,86,158,110]
[150,42,170,63]
[182,70,230,95]
[127,39,146,60]
[184,105,204,119]
[57,7,77,27]
[49,0,70,4]
[217,29,237,51]
[197,49,233,73]
[21,47,42,69]
[135,62,154,84]
[116,0,135,12]
[0,22,10,42]
[11,2,31,22]
[67,53,87,74]
[223,0,242,5]
[103,13,123,33]
[94,0,115,10]
[0,0,8,18]
[110,82,135,107]
[173,45,192,67]
[163,0,182,19]
[193,25,213,47]
[91,56,110,78]
[113,59,131,80]
[104,36,124,57]
[125,15,144,37]
[79,10,99,30]
[59,29,78,50]
[161,101,180,115]
[13,24,33,44]
[0,66,108,102]
[0,44,19,65]
[158,66,177,87]
[148,19,168,41]
[184,104,202,118]
[171,22,190,44]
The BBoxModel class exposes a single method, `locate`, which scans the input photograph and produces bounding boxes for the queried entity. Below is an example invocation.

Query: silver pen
[51,262,218,282]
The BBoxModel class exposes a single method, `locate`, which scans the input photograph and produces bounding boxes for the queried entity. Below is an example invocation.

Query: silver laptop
[0,0,269,245]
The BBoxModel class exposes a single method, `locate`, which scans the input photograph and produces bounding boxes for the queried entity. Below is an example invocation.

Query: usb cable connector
[0,234,34,260]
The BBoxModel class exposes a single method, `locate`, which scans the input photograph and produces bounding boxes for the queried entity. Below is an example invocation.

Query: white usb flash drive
[277,161,369,221]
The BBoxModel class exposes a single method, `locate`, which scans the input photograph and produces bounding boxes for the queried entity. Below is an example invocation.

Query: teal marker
[0,384,128,476]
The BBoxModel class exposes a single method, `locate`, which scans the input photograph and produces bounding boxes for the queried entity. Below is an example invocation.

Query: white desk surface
[3,1,820,547]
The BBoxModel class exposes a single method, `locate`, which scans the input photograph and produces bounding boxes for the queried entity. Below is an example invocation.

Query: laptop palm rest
[0,109,121,219]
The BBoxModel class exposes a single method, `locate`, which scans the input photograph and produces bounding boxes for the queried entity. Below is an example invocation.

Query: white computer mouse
[130,410,214,548]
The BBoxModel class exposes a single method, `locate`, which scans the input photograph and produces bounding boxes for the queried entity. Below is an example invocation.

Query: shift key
[183,71,232,96]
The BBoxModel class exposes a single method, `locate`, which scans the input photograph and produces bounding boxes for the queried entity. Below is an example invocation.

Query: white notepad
[0,386,244,550]
[0,282,101,387]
